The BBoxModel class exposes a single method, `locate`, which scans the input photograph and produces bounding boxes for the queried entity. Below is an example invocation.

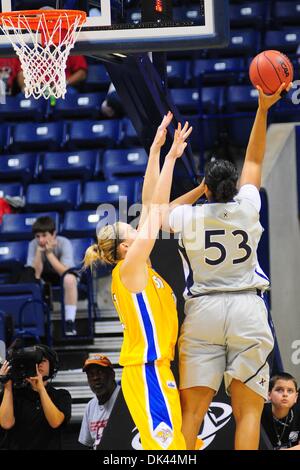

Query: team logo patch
[153,422,174,449]
[256,375,267,389]
[166,380,176,389]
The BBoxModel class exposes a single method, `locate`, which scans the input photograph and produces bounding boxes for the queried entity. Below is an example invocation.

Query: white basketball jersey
[169,185,269,297]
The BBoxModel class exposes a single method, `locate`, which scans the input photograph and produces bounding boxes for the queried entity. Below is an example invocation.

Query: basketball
[249,50,294,94]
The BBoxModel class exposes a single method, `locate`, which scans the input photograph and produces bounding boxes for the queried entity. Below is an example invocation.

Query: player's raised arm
[239,83,289,190]
[138,111,173,229]
[120,122,192,292]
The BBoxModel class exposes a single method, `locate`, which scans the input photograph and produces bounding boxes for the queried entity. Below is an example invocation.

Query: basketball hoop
[0,10,87,100]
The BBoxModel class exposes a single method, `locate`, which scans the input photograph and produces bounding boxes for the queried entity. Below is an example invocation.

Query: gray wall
[262,123,300,384]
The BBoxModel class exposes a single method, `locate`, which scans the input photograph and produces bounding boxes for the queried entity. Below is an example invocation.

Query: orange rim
[0,9,87,31]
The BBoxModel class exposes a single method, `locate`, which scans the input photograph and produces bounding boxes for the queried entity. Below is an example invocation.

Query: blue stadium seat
[26,181,81,212]
[0,284,51,344]
[230,2,265,28]
[225,85,259,112]
[0,182,23,199]
[0,95,48,121]
[62,210,118,238]
[11,122,65,152]
[102,148,148,179]
[69,238,94,268]
[184,115,220,152]
[0,240,28,283]
[51,92,105,119]
[273,1,300,25]
[192,58,244,85]
[167,60,189,87]
[226,114,256,148]
[119,118,141,147]
[0,124,10,151]
[273,89,300,123]
[208,30,260,58]
[0,153,39,184]
[41,150,100,181]
[0,240,28,265]
[170,87,222,114]
[84,63,111,91]
[81,179,136,209]
[0,212,60,241]
[264,29,300,54]
[67,119,120,149]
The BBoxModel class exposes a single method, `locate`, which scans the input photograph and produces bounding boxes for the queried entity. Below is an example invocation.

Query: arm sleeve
[169,205,194,233]
[59,238,75,268]
[26,240,37,267]
[236,184,261,212]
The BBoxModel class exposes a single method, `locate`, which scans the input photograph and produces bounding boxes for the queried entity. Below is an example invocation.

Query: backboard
[0,1,229,56]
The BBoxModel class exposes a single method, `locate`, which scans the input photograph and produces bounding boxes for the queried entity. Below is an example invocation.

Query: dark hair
[32,216,56,235]
[36,344,59,380]
[205,159,238,203]
[269,372,298,392]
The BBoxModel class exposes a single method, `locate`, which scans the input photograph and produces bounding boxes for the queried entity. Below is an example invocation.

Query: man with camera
[0,344,71,449]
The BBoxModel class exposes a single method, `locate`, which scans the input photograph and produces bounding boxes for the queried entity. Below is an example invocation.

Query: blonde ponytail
[84,223,124,269]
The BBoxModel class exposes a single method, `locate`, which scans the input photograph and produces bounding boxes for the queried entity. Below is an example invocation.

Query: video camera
[0,346,44,388]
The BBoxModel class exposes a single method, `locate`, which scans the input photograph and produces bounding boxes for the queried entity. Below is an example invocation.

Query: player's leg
[180,386,215,449]
[179,295,226,449]
[230,379,264,450]
[122,362,186,450]
[225,292,274,450]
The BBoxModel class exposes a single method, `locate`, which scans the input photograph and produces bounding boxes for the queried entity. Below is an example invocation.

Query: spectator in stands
[0,58,23,96]
[79,354,120,450]
[261,372,300,450]
[27,216,78,336]
[0,343,71,450]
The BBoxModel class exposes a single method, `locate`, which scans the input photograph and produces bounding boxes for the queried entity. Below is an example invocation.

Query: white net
[0,11,85,100]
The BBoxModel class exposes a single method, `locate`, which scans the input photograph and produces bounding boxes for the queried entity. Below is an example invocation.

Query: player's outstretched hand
[257,82,293,111]
[151,111,173,150]
[167,121,193,160]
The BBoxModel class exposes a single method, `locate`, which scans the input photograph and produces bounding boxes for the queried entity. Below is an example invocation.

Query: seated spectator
[261,372,300,450]
[0,58,23,96]
[26,216,78,336]
[78,354,120,449]
[0,342,71,450]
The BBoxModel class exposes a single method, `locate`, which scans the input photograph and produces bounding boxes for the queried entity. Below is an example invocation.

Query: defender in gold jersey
[84,114,204,450]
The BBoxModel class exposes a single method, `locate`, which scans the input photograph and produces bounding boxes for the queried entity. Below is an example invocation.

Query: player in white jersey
[168,82,291,450]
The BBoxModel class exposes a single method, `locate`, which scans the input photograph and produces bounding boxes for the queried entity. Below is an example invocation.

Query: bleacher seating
[0,153,39,184]
[80,179,136,209]
[41,150,100,181]
[51,92,105,119]
[102,148,148,179]
[0,212,60,241]
[26,182,81,212]
[0,95,48,122]
[0,283,50,344]
[61,207,118,238]
[120,118,141,147]
[0,182,23,199]
[10,122,65,152]
[67,119,120,149]
[84,63,111,92]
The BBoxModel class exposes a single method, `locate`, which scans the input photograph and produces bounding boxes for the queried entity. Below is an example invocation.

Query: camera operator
[0,344,71,449]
